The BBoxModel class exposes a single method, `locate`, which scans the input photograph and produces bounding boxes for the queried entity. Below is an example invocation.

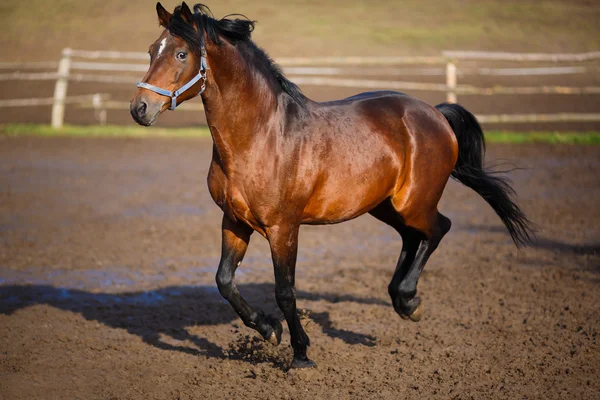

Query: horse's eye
[176,52,187,61]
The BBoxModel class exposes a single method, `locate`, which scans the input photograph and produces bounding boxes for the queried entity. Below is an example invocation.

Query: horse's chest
[207,164,259,229]
[207,165,227,209]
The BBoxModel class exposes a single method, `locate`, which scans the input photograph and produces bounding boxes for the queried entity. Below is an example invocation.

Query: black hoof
[262,315,283,346]
[290,358,317,370]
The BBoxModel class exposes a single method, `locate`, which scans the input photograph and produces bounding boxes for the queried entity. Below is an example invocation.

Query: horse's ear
[156,2,172,27]
[180,2,195,25]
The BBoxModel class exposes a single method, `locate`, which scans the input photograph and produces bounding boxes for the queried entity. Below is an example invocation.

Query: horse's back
[320,90,454,143]
[346,90,456,159]
[298,91,457,225]
[319,90,457,166]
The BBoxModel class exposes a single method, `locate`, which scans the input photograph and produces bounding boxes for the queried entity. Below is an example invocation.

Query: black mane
[167,4,305,105]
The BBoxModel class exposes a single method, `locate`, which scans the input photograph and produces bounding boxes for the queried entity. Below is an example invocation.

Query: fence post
[92,93,107,125]
[446,59,457,103]
[51,48,72,129]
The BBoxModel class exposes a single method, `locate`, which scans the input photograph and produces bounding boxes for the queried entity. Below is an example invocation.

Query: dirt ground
[0,136,599,399]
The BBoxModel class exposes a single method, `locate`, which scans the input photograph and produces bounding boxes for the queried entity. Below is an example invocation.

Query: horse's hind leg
[369,201,420,281]
[392,212,451,320]
[371,202,451,321]
[216,215,283,346]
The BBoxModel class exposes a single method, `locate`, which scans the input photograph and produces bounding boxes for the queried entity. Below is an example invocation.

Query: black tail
[436,103,535,247]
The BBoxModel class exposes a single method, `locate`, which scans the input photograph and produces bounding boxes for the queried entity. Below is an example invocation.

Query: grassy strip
[2,124,600,144]
[485,131,600,145]
[0,123,211,138]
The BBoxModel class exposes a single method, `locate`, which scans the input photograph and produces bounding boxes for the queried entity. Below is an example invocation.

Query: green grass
[485,131,600,145]
[0,124,211,138]
[2,124,599,144]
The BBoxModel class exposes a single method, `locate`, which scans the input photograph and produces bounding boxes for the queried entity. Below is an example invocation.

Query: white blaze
[157,38,167,57]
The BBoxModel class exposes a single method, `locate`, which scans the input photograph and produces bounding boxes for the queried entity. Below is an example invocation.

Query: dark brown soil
[1,137,599,399]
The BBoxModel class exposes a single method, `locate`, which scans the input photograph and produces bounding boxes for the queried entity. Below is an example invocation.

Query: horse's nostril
[137,101,148,118]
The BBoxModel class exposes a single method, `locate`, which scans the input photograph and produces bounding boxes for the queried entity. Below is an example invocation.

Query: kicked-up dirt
[0,136,599,399]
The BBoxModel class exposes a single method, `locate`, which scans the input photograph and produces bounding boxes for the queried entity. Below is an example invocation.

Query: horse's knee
[216,271,233,299]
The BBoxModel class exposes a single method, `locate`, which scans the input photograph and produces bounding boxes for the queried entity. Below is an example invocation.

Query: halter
[137,46,208,110]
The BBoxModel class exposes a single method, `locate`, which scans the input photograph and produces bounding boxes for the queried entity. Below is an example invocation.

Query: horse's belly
[301,174,396,224]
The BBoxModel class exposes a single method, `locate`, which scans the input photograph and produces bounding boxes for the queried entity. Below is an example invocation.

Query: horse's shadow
[461,225,600,258]
[0,283,384,360]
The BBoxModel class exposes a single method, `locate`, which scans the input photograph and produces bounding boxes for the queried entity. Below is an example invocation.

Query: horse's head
[131,2,207,126]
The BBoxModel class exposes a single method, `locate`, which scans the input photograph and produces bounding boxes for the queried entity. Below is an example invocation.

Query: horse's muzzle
[130,95,162,126]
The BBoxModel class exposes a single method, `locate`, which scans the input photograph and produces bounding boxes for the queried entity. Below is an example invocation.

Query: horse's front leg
[267,224,315,369]
[216,215,283,345]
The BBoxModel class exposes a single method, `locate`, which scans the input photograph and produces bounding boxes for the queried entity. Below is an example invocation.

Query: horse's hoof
[290,358,317,370]
[409,301,424,322]
[265,316,282,346]
[395,296,423,321]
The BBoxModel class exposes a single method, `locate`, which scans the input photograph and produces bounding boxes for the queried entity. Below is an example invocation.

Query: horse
[130,2,534,369]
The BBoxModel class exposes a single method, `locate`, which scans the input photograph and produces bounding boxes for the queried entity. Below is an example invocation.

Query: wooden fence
[1,48,599,128]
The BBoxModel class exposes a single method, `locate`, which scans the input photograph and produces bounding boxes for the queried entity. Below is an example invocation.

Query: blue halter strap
[137,46,208,110]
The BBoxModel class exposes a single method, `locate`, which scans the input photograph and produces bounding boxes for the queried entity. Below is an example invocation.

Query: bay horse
[130,2,534,369]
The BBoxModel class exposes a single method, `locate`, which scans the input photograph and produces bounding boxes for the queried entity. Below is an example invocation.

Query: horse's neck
[201,46,279,172]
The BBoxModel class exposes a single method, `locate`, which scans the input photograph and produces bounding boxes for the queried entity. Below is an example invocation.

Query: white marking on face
[157,38,167,57]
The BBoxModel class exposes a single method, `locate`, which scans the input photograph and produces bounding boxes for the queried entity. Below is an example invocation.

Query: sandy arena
[0,136,599,399]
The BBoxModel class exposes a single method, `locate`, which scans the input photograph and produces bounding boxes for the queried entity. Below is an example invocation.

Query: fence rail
[0,93,109,108]
[1,48,599,128]
[476,113,600,123]
[442,50,600,62]
[0,61,59,70]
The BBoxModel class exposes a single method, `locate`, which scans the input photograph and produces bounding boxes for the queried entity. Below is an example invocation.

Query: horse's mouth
[129,101,162,126]
[138,114,158,127]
